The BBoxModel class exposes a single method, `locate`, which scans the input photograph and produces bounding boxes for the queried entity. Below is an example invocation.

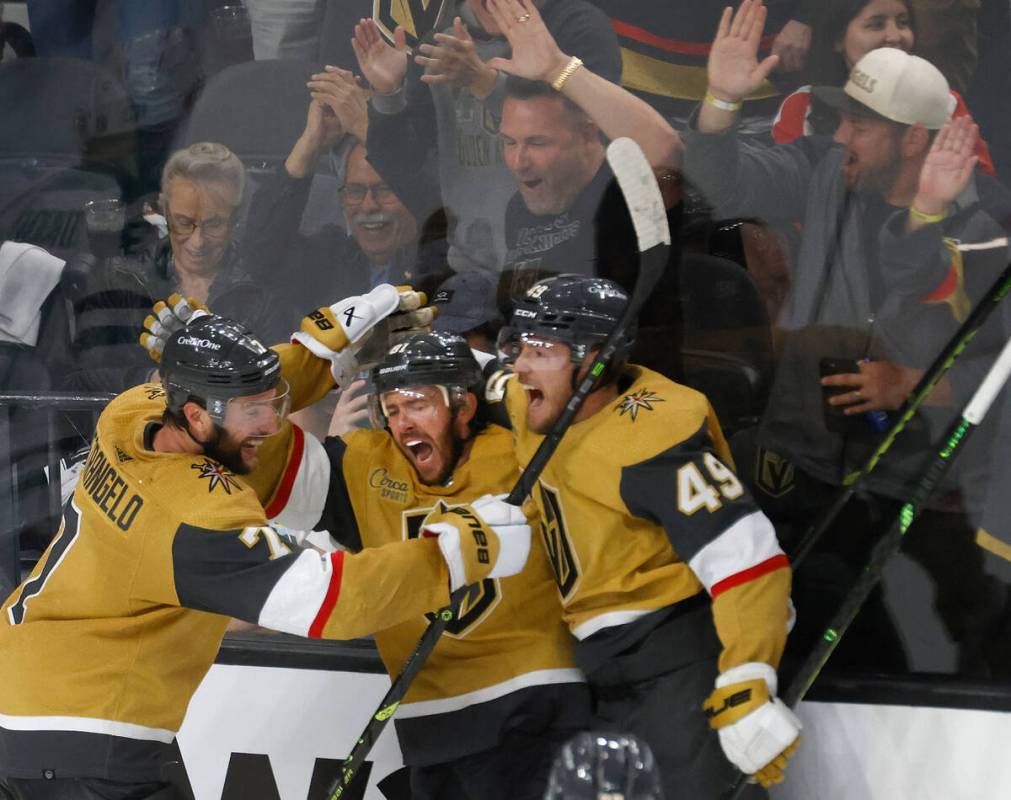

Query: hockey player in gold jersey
[238,332,591,800]
[0,288,532,800]
[491,275,800,799]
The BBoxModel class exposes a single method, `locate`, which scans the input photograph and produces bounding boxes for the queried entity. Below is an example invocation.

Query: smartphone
[819,357,870,436]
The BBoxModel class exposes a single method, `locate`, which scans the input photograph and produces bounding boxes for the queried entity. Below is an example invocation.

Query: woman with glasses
[63,142,294,394]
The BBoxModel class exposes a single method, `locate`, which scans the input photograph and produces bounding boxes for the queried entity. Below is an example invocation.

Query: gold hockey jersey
[498,365,792,673]
[264,422,589,766]
[0,346,452,781]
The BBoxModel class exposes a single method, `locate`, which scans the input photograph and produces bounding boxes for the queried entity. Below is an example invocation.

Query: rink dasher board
[177,655,1011,800]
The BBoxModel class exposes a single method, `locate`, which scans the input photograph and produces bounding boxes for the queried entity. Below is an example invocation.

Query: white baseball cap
[813,48,955,129]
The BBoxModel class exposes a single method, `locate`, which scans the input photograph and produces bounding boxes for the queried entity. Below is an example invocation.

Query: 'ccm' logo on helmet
[513,309,537,318]
[177,336,222,351]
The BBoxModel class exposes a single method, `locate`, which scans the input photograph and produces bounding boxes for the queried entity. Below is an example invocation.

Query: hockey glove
[291,284,435,387]
[421,494,531,592]
[703,662,802,788]
[139,293,210,362]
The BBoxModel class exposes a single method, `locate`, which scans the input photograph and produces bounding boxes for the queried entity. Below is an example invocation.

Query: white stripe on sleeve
[257,549,334,636]
[687,511,784,595]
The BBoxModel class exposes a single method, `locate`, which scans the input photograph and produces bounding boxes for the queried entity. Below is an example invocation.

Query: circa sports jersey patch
[615,389,664,421]
[192,459,241,494]
[368,467,410,504]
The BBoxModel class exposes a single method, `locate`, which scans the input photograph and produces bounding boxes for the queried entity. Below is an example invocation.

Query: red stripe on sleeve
[264,425,305,519]
[308,550,345,638]
[920,262,959,304]
[710,554,789,599]
[612,19,775,57]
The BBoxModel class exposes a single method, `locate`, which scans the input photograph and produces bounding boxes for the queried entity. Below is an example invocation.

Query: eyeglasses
[165,209,233,239]
[339,183,399,206]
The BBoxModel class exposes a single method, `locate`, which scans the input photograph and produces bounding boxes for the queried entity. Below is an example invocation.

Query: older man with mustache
[242,66,449,326]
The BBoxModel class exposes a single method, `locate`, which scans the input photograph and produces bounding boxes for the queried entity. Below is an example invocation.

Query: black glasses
[165,210,233,239]
[339,183,398,206]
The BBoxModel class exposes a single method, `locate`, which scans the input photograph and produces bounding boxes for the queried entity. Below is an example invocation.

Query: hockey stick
[790,250,1011,570]
[325,138,672,799]
[723,320,1011,800]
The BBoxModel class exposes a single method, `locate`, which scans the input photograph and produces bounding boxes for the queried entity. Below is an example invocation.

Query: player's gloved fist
[139,293,210,362]
[291,284,434,386]
[421,493,530,592]
[703,662,802,788]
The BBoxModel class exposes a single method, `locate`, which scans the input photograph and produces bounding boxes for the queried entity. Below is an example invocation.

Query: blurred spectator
[481,6,685,380]
[774,0,994,175]
[910,0,979,94]
[431,270,503,352]
[243,0,325,60]
[240,67,448,324]
[26,0,206,194]
[353,0,621,271]
[64,142,291,393]
[587,0,820,131]
[497,75,678,281]
[967,0,1011,183]
[685,10,1011,674]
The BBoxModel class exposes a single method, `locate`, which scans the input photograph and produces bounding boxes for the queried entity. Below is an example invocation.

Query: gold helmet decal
[373,0,454,48]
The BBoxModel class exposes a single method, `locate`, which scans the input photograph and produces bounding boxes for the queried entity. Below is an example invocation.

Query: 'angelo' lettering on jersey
[79,445,143,531]
[538,482,580,602]
[368,468,410,504]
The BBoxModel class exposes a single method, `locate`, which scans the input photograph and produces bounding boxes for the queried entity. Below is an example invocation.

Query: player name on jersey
[79,443,144,531]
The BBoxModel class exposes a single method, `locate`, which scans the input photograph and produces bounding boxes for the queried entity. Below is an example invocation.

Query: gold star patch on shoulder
[192,458,241,494]
[615,389,664,422]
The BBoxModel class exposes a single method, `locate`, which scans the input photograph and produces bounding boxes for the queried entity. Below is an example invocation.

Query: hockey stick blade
[327,139,672,800]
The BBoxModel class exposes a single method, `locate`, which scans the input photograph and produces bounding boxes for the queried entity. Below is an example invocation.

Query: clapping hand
[352,18,410,95]
[306,67,369,144]
[416,16,499,97]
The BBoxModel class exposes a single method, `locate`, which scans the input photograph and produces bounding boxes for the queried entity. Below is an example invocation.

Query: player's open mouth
[522,179,543,190]
[522,383,543,407]
[359,221,388,231]
[405,438,434,463]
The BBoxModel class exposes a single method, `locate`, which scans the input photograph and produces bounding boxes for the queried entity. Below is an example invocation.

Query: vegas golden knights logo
[756,446,795,499]
[373,0,453,48]
[539,483,580,602]
[405,507,499,636]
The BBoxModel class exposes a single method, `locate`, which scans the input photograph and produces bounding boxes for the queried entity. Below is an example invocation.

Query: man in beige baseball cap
[810,47,958,193]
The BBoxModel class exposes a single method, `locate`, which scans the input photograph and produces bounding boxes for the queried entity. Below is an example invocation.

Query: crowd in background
[2,0,1011,686]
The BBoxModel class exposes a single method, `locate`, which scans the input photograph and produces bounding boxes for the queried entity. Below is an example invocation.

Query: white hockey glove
[421,494,531,592]
[703,662,802,788]
[139,293,210,362]
[291,284,435,387]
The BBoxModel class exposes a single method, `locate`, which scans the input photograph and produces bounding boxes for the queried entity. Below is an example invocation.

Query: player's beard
[200,425,252,475]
